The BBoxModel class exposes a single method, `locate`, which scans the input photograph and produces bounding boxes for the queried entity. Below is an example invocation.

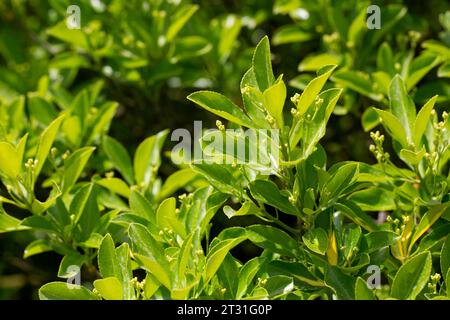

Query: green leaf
[35,115,65,179]
[325,266,356,300]
[399,148,426,166]
[24,239,52,258]
[252,36,275,91]
[93,277,123,300]
[39,282,98,300]
[69,183,94,225]
[377,42,395,75]
[103,136,134,185]
[49,52,89,70]
[116,243,134,300]
[321,163,358,205]
[57,253,86,279]
[342,225,362,260]
[218,15,241,62]
[302,228,328,255]
[16,133,28,166]
[415,223,450,253]
[389,75,416,142]
[263,78,286,128]
[0,210,27,233]
[0,141,22,180]
[409,203,450,252]
[21,216,58,233]
[156,197,176,230]
[128,223,171,289]
[62,147,95,194]
[157,168,198,201]
[361,231,397,253]
[273,25,313,45]
[372,71,391,96]
[438,62,450,78]
[273,0,302,14]
[407,54,441,90]
[298,53,341,72]
[295,65,337,116]
[361,107,381,132]
[391,251,432,300]
[166,4,199,42]
[134,130,168,186]
[332,70,383,101]
[86,102,118,144]
[47,21,89,48]
[129,190,155,222]
[241,82,271,129]
[223,201,261,219]
[447,269,450,298]
[355,277,375,300]
[62,116,82,147]
[143,273,160,299]
[347,187,396,211]
[31,184,62,215]
[69,91,89,132]
[374,108,408,147]
[170,36,212,63]
[441,236,450,281]
[192,163,239,194]
[247,224,300,258]
[335,200,378,232]
[263,275,294,298]
[79,233,103,249]
[187,91,253,128]
[347,8,367,45]
[205,236,246,284]
[236,257,265,299]
[96,178,130,198]
[290,88,342,154]
[240,67,258,89]
[177,231,196,285]
[413,95,437,146]
[266,260,323,287]
[98,234,117,279]
[249,180,299,215]
[27,95,59,126]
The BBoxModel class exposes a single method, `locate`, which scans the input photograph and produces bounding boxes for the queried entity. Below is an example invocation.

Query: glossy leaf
[391,251,432,300]
[39,282,98,300]
[252,36,275,91]
[103,136,134,185]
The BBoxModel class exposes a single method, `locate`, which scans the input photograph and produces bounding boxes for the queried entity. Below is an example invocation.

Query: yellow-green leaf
[93,277,123,300]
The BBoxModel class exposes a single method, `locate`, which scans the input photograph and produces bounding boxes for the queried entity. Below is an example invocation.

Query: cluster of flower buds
[216,120,225,131]
[323,32,339,51]
[386,215,402,234]
[427,273,441,294]
[256,277,268,286]
[314,96,324,108]
[62,150,71,160]
[178,192,194,209]
[369,131,389,163]
[288,190,298,205]
[290,93,301,107]
[265,114,276,126]
[408,30,421,48]
[24,158,38,170]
